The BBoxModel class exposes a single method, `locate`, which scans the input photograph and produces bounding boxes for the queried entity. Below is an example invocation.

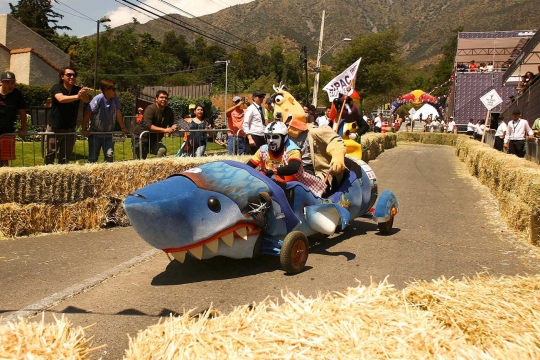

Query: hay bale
[125,275,540,359]
[0,314,100,359]
[0,198,114,238]
[404,275,540,356]
[397,132,461,146]
[125,280,466,359]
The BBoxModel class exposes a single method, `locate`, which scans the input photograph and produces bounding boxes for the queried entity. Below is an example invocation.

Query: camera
[275,112,283,121]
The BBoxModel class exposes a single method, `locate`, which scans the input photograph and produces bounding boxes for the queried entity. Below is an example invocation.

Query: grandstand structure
[447,30,536,125]
[501,30,540,123]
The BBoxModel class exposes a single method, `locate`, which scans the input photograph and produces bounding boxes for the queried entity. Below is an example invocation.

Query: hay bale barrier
[123,275,540,359]
[0,314,102,359]
[0,134,395,239]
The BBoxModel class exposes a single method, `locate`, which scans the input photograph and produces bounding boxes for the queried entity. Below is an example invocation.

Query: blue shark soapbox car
[123,157,398,274]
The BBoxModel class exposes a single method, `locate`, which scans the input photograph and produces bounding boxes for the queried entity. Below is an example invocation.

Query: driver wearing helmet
[247,121,329,197]
[247,121,302,183]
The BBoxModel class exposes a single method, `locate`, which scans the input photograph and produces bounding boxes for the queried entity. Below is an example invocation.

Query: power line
[157,0,267,53]
[117,0,243,51]
[52,7,95,22]
[55,0,95,21]
[79,63,222,77]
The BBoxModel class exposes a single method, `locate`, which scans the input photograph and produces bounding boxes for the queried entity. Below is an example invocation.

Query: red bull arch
[389,90,444,116]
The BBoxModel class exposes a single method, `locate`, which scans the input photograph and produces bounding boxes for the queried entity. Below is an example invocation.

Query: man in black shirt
[45,66,89,165]
[132,90,177,159]
[0,71,27,167]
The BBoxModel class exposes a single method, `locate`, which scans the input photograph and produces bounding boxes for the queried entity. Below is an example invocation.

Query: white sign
[323,58,362,101]
[480,89,503,111]
[408,108,416,115]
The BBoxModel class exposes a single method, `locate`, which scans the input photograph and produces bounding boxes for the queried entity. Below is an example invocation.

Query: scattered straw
[0,313,101,359]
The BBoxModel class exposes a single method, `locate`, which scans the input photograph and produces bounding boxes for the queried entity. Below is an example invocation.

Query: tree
[9,0,70,41]
[332,28,407,101]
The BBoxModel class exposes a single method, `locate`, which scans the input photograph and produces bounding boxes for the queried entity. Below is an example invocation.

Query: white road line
[1,248,161,325]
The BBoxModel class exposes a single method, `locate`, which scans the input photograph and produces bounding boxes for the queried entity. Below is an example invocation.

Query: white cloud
[106,0,253,28]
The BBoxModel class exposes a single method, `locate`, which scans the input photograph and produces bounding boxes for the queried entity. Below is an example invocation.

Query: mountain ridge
[113,0,540,65]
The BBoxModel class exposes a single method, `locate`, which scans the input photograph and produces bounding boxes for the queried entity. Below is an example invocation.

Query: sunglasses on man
[64,73,77,78]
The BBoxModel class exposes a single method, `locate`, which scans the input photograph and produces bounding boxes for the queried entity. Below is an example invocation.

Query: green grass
[8,136,228,167]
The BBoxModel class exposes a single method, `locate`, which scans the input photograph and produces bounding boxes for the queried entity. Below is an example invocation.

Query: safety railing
[0,128,230,167]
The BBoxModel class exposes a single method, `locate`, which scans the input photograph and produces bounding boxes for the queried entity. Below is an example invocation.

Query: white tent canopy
[412,104,440,120]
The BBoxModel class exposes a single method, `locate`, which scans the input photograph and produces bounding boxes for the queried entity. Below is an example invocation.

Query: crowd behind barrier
[0,127,231,167]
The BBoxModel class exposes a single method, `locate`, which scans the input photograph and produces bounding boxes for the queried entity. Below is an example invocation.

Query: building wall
[0,14,69,69]
[9,52,58,86]
[452,72,518,124]
[0,46,10,71]
[9,52,30,84]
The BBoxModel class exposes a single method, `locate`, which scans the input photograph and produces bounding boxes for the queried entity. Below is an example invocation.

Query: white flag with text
[323,58,362,101]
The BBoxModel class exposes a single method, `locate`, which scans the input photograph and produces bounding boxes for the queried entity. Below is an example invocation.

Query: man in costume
[271,84,347,196]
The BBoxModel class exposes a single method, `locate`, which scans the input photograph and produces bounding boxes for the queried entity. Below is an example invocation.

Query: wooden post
[480,110,491,143]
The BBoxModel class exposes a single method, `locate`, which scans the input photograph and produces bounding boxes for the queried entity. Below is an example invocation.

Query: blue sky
[0,0,253,37]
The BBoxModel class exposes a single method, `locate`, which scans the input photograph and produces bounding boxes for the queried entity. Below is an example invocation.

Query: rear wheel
[280,231,309,274]
[378,205,397,235]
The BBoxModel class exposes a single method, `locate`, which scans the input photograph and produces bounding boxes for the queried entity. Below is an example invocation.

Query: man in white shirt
[373,113,383,133]
[242,90,267,154]
[493,114,507,152]
[447,116,456,134]
[504,109,533,158]
[466,119,475,136]
[316,105,332,127]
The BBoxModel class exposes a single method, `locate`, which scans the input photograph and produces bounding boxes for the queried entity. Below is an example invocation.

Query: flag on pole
[322,58,362,102]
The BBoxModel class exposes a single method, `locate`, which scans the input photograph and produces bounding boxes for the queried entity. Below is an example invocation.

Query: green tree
[9,0,70,41]
[332,28,407,101]
[430,26,463,97]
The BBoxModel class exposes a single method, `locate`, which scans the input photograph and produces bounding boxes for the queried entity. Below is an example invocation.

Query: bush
[168,96,220,124]
[17,84,50,107]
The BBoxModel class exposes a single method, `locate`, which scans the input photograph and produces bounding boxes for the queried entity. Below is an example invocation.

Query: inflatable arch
[389,90,444,116]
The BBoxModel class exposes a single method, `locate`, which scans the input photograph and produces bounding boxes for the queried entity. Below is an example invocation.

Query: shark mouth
[163,223,261,263]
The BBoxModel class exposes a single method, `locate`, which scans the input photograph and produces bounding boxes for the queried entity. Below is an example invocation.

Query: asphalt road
[1,143,538,359]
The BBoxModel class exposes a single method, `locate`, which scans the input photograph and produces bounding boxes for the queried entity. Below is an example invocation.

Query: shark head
[124,161,274,261]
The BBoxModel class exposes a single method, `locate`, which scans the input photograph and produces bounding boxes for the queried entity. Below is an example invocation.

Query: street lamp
[312,37,351,107]
[215,60,230,113]
[94,16,111,95]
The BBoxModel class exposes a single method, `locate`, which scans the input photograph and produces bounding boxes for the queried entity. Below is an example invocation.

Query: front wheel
[280,231,309,274]
[378,205,397,235]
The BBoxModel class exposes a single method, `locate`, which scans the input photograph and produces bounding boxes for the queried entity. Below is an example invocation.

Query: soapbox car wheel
[378,205,397,235]
[280,231,309,274]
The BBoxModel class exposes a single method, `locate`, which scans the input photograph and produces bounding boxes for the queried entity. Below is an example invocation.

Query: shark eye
[207,197,221,212]
[274,94,284,104]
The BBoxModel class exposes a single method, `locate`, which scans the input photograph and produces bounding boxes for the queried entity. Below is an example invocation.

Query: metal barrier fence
[475,129,540,164]
[0,128,231,167]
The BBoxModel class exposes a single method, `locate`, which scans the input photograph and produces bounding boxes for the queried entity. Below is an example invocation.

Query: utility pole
[301,45,309,105]
[312,10,325,107]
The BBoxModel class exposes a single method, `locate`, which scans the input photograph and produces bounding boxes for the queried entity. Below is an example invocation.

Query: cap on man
[0,71,27,166]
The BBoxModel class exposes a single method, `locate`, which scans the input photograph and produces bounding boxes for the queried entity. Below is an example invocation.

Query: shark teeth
[205,239,219,253]
[221,232,234,247]
[188,246,204,260]
[235,227,248,240]
[171,251,186,263]
[170,227,254,261]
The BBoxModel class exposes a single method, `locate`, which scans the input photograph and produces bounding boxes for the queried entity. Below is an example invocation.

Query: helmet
[264,121,288,136]
[264,121,288,153]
